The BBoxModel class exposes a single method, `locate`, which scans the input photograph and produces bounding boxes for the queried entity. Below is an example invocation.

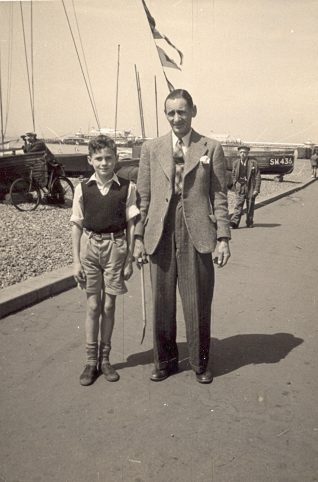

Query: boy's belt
[83,228,125,240]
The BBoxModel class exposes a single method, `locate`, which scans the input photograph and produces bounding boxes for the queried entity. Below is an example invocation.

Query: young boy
[71,135,139,386]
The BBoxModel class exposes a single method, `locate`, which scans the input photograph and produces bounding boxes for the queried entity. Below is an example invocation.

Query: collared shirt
[70,172,139,228]
[171,129,192,156]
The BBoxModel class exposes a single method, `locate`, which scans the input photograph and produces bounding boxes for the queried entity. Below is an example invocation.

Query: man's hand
[252,190,259,197]
[73,262,86,289]
[133,237,148,269]
[215,239,231,268]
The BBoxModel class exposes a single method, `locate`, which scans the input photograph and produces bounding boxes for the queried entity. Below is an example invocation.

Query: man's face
[88,147,118,181]
[239,149,249,161]
[165,97,196,138]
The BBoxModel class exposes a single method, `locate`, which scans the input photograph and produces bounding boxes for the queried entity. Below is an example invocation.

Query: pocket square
[200,155,210,165]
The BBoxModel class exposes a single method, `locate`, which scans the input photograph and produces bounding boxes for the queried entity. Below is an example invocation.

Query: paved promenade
[0,181,317,482]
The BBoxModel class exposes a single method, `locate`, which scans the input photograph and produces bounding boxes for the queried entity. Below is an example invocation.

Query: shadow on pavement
[212,332,303,376]
[114,332,303,376]
[262,178,302,184]
[249,223,281,228]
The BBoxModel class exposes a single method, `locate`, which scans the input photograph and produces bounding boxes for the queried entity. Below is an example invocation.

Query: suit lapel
[184,130,208,177]
[154,133,174,183]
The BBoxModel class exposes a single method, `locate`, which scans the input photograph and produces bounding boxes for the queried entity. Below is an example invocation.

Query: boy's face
[88,147,118,181]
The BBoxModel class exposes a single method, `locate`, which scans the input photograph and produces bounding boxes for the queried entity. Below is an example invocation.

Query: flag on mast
[156,46,181,70]
[142,0,183,91]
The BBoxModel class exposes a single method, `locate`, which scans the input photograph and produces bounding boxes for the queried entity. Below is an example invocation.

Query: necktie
[173,138,184,194]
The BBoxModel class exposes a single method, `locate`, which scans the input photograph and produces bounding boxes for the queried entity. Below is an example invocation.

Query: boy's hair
[88,135,117,156]
[164,89,194,111]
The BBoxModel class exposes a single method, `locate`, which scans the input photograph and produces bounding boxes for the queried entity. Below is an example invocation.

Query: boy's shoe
[100,361,119,382]
[230,222,238,229]
[80,364,99,386]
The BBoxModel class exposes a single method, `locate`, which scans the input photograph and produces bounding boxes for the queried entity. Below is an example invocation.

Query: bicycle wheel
[50,176,74,207]
[10,178,41,212]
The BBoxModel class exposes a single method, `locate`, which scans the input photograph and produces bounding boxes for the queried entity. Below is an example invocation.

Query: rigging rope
[20,1,35,131]
[71,0,100,129]
[61,0,100,130]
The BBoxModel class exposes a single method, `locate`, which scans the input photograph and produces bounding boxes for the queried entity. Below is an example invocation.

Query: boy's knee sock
[99,341,111,364]
[86,341,98,366]
[99,341,119,381]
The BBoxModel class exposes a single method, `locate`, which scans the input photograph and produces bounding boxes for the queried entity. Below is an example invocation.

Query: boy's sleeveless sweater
[81,177,129,233]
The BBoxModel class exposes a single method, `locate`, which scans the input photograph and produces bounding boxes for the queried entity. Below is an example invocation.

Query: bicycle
[9,159,74,212]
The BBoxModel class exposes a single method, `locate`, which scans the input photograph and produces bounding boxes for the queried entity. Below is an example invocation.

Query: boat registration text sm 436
[269,157,293,166]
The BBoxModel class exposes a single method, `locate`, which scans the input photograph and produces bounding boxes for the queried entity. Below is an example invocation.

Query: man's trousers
[231,193,256,227]
[149,195,214,372]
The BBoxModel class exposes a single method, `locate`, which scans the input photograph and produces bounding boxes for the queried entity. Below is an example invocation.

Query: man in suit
[230,145,261,229]
[134,89,231,384]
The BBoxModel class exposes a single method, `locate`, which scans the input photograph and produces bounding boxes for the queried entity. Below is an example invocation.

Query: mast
[114,44,120,141]
[0,48,5,149]
[20,0,36,131]
[154,75,159,137]
[134,64,145,139]
[62,0,100,130]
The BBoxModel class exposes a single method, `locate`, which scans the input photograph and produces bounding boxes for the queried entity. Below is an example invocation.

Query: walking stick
[140,262,146,344]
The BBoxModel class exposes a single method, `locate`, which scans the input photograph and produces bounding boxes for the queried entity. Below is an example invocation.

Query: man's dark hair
[164,89,194,111]
[88,135,117,156]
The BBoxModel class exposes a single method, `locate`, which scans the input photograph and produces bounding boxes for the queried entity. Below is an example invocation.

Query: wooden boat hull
[223,147,295,175]
[54,145,295,183]
[0,152,48,198]
[55,153,92,177]
[55,153,139,181]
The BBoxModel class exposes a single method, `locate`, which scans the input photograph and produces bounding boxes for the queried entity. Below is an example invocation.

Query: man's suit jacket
[135,130,231,255]
[232,157,261,198]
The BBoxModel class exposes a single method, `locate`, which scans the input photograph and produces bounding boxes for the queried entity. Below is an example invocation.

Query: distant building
[211,132,242,144]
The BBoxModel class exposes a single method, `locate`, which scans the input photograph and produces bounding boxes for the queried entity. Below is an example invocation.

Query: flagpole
[114,44,120,142]
[154,75,159,137]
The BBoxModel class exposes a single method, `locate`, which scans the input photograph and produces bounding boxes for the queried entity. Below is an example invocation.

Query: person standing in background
[310,148,318,178]
[230,145,261,229]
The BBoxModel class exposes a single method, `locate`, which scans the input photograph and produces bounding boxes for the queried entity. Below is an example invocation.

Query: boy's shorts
[80,230,128,295]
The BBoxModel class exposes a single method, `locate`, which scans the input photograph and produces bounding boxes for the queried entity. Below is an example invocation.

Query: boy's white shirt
[70,172,139,228]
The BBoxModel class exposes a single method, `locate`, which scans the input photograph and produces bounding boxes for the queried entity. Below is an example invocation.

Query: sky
[0,0,318,144]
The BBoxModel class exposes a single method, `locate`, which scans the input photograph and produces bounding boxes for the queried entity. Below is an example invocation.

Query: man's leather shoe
[80,364,99,386]
[150,368,169,381]
[150,361,179,381]
[195,369,213,384]
[169,360,179,374]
